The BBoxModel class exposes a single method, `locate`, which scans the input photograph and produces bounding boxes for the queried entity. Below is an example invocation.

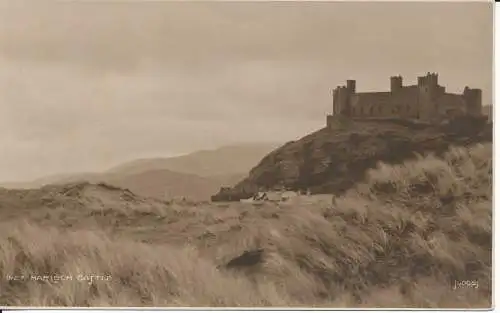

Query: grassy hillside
[0,171,244,202]
[105,170,245,201]
[0,143,491,307]
[212,117,491,201]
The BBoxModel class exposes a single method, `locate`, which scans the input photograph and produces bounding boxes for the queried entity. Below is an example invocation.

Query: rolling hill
[0,143,280,200]
[0,142,492,307]
[106,142,281,177]
[105,169,245,201]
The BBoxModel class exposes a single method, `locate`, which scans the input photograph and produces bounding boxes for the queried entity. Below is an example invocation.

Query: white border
[0,1,497,312]
[492,0,498,311]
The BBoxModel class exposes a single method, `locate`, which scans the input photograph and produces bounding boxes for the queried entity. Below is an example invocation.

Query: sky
[0,1,493,182]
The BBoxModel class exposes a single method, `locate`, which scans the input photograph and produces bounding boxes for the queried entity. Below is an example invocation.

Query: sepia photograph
[0,0,493,308]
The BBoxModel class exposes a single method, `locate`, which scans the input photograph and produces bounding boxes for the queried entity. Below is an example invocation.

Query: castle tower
[417,72,440,121]
[390,75,403,92]
[418,72,439,87]
[331,80,355,117]
[328,84,351,128]
[336,86,350,115]
[346,80,356,94]
[332,88,338,115]
[429,72,438,86]
[463,87,482,117]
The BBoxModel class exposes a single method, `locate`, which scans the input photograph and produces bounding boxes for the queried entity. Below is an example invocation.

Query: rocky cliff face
[212,116,492,201]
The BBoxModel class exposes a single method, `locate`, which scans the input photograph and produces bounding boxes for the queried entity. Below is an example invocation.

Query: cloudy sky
[0,1,493,182]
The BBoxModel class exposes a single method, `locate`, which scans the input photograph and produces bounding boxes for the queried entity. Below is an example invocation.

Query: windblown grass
[0,144,492,307]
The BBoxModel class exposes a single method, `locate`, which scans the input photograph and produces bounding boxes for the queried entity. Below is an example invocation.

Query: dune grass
[0,143,492,307]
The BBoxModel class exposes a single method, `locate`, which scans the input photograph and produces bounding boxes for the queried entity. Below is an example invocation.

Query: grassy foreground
[0,143,492,307]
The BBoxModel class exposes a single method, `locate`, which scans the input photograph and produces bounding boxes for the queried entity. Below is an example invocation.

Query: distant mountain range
[0,143,281,201]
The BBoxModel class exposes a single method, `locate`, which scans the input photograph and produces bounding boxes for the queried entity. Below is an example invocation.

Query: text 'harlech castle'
[326,72,482,127]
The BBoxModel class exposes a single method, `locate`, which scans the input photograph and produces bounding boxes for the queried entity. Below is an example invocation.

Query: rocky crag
[212,116,491,201]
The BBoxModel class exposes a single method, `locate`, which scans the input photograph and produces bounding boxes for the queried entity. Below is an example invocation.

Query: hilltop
[212,116,491,201]
[0,182,168,228]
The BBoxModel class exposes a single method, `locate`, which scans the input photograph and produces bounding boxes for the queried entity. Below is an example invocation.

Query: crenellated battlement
[390,75,403,92]
[417,72,439,87]
[326,72,483,127]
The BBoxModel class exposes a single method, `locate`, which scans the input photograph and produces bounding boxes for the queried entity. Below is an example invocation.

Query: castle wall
[390,76,403,92]
[463,88,482,117]
[350,92,391,117]
[332,89,339,115]
[330,73,482,123]
[349,86,420,119]
[435,93,467,119]
[333,87,352,115]
[386,86,420,118]
[326,114,335,128]
[417,90,434,122]
[416,73,445,122]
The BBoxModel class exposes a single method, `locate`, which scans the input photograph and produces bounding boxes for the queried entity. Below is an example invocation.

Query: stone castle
[326,72,482,126]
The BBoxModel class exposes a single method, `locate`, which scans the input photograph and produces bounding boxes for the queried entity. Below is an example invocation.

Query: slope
[105,142,281,177]
[105,169,245,201]
[0,143,492,307]
[212,117,491,201]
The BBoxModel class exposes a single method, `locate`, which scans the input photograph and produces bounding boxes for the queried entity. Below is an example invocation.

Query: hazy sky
[0,1,493,182]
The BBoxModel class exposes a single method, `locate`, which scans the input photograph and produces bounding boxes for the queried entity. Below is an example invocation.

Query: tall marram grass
[0,143,492,307]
